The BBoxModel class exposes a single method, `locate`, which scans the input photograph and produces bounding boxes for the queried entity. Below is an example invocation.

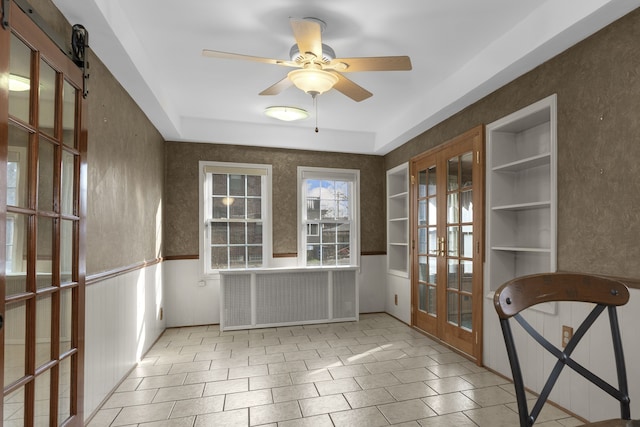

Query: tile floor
[87,313,583,426]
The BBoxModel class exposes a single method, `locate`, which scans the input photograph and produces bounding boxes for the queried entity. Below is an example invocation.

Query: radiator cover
[220,267,358,330]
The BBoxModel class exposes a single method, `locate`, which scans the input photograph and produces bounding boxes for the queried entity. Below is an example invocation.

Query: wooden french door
[411,126,484,364]
[1,2,86,425]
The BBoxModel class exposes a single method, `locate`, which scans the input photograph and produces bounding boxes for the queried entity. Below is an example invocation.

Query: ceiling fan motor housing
[289,43,336,63]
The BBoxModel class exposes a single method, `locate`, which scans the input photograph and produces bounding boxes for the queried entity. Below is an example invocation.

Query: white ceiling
[50,0,639,155]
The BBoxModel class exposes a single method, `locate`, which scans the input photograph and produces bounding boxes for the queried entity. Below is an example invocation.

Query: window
[298,167,359,267]
[200,162,272,273]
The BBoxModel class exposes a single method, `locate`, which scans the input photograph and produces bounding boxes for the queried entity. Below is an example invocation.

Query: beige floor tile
[249,353,286,365]
[328,364,370,380]
[425,377,475,394]
[209,357,249,369]
[203,378,248,396]
[339,352,379,365]
[393,367,439,383]
[427,363,473,378]
[139,415,197,426]
[386,381,438,401]
[184,368,228,385]
[422,392,480,415]
[170,395,224,417]
[316,347,353,357]
[129,364,172,378]
[377,399,437,424]
[102,389,157,409]
[284,350,320,361]
[304,356,343,370]
[314,377,361,395]
[231,347,268,358]
[228,364,269,379]
[428,352,468,365]
[278,414,333,427]
[178,344,217,355]
[272,383,319,402]
[112,401,174,426]
[343,387,396,408]
[330,406,390,427]
[290,368,333,384]
[249,400,302,425]
[373,349,409,362]
[224,388,272,410]
[417,412,477,426]
[268,360,308,374]
[461,385,516,407]
[364,360,404,374]
[249,373,293,390]
[265,343,300,354]
[168,361,212,375]
[355,372,401,389]
[460,371,509,388]
[299,394,350,417]
[194,408,248,426]
[296,341,330,351]
[86,408,120,426]
[116,378,143,392]
[138,373,187,390]
[90,315,585,427]
[398,356,439,369]
[153,383,205,403]
[279,335,312,345]
[463,404,520,427]
[193,350,232,361]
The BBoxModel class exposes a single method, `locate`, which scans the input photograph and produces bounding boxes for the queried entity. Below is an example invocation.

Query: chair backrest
[494,272,631,426]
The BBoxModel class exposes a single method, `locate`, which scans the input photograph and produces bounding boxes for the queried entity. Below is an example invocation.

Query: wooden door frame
[409,125,484,365]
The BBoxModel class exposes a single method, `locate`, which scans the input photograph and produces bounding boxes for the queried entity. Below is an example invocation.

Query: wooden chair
[494,272,640,426]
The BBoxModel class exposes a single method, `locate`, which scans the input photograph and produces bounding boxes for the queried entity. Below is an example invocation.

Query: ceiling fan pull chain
[314,94,319,133]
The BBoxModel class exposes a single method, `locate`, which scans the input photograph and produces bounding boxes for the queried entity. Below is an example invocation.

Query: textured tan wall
[385,8,640,280]
[164,142,385,257]
[28,0,166,275]
[85,54,165,274]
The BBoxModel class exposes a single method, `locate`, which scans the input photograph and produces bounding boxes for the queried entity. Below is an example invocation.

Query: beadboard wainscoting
[163,255,387,329]
[84,262,165,421]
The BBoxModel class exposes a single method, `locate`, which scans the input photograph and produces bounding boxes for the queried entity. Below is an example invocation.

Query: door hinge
[476,151,480,165]
[410,174,415,185]
[477,241,480,254]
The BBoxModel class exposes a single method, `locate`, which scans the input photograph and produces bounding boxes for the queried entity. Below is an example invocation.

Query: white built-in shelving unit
[486,94,557,296]
[386,162,409,277]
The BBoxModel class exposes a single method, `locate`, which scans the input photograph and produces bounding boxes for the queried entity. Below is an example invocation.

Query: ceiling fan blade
[202,49,299,67]
[327,56,412,72]
[259,76,294,96]
[290,18,323,59]
[331,72,372,102]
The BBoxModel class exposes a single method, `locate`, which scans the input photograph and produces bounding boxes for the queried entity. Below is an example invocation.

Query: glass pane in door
[36,295,52,367]
[444,151,474,333]
[59,357,72,423]
[38,138,56,212]
[4,387,25,425]
[35,369,51,425]
[9,33,31,122]
[62,80,76,147]
[39,59,57,135]
[5,301,27,385]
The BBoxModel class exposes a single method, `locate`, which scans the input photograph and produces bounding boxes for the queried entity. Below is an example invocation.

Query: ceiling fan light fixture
[288,69,338,96]
[264,106,309,121]
[9,74,30,92]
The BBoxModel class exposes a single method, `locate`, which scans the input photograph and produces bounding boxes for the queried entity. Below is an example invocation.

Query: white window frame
[297,166,360,267]
[199,161,273,275]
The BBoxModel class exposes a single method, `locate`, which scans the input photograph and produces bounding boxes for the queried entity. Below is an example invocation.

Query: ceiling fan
[202,17,412,102]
